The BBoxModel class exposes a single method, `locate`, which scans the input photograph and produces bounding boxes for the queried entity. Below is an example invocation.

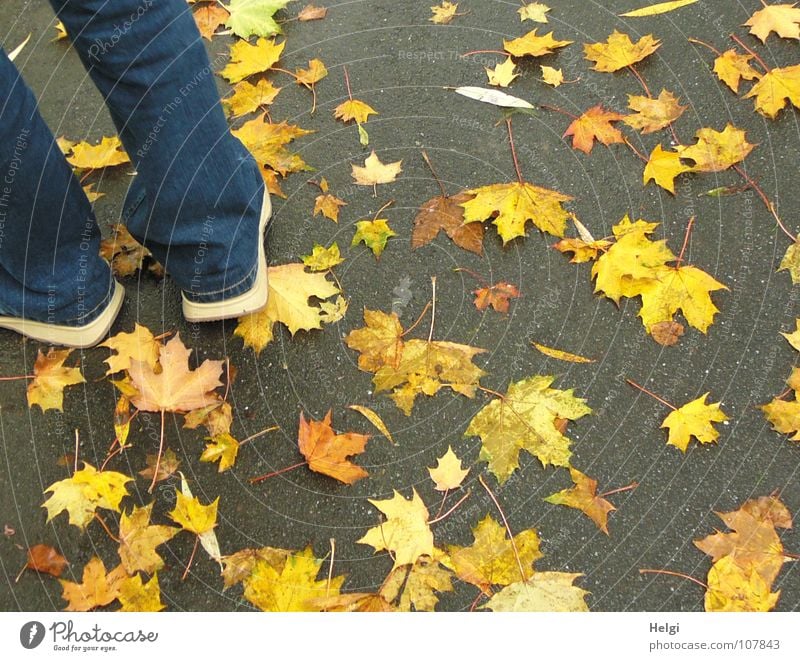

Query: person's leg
[48,0,267,312]
[0,47,120,343]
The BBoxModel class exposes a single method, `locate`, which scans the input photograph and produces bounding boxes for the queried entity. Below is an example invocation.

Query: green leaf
[225,0,294,39]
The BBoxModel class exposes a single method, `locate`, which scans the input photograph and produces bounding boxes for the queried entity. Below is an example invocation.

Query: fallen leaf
[705,556,780,612]
[473,282,521,313]
[486,57,519,87]
[222,547,290,589]
[412,190,484,255]
[65,136,130,170]
[298,4,327,20]
[117,573,165,612]
[224,0,293,39]
[460,181,573,242]
[313,182,347,222]
[744,3,800,43]
[295,58,328,88]
[183,400,233,437]
[779,241,800,284]
[334,98,378,124]
[540,65,564,86]
[465,374,591,482]
[503,29,572,57]
[118,503,179,574]
[168,490,218,536]
[138,449,180,483]
[201,433,240,473]
[358,490,434,567]
[428,447,469,490]
[744,64,800,119]
[223,79,282,117]
[620,0,698,17]
[347,404,395,444]
[351,218,397,258]
[351,151,402,188]
[483,572,590,611]
[298,410,370,484]
[100,323,160,375]
[660,393,729,452]
[379,554,454,611]
[59,557,126,612]
[564,105,626,154]
[24,544,68,578]
[345,308,405,372]
[310,592,395,612]
[220,37,285,83]
[42,464,131,530]
[623,89,686,134]
[532,342,595,363]
[430,1,461,24]
[677,124,755,172]
[518,2,550,22]
[713,49,761,94]
[447,515,542,594]
[99,224,163,278]
[643,144,692,194]
[235,263,340,353]
[302,243,345,271]
[232,115,313,176]
[453,86,535,109]
[584,30,661,72]
[544,468,616,534]
[27,348,85,413]
[650,320,685,346]
[194,4,229,40]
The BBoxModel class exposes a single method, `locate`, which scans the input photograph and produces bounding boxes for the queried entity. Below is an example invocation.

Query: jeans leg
[49,0,265,302]
[0,49,114,325]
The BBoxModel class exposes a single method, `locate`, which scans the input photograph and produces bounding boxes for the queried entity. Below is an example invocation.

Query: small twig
[239,425,280,447]
[182,536,200,581]
[479,475,526,583]
[623,138,648,162]
[249,460,307,484]
[401,301,432,337]
[94,513,119,543]
[421,150,447,197]
[639,568,707,590]
[730,34,769,73]
[675,216,695,265]
[627,64,652,97]
[599,481,639,498]
[429,490,471,524]
[428,276,437,343]
[625,379,677,410]
[505,118,525,184]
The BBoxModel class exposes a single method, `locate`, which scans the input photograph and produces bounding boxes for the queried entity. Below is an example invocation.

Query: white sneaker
[0,280,125,348]
[181,187,272,322]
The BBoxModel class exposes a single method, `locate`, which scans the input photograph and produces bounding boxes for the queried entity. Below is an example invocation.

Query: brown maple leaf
[298,410,370,484]
[22,544,69,579]
[473,282,521,313]
[413,191,484,255]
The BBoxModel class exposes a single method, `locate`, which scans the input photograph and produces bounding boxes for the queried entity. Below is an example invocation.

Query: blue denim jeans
[0,0,263,325]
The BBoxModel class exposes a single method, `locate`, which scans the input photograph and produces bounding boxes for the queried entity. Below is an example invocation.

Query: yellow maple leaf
[591,217,675,303]
[778,241,800,284]
[744,3,800,43]
[428,446,469,490]
[313,183,347,222]
[486,57,518,87]
[100,323,160,375]
[302,242,345,270]
[660,393,729,452]
[705,556,780,612]
[220,37,284,83]
[781,318,800,351]
[379,554,454,611]
[351,151,402,189]
[168,491,218,535]
[184,400,233,437]
[201,433,240,472]
[221,546,291,589]
[430,1,460,24]
[465,374,591,482]
[334,98,378,124]
[232,115,313,176]
[344,308,405,372]
[295,58,328,87]
[59,556,127,611]
[117,573,165,612]
[117,503,179,574]
[42,463,132,530]
[518,2,550,22]
[677,124,754,172]
[584,30,660,72]
[234,263,340,353]
[544,467,616,534]
[643,144,692,194]
[623,89,686,134]
[638,264,728,334]
[744,64,800,119]
[761,394,800,440]
[503,29,572,57]
[713,49,761,93]
[447,515,542,594]
[540,65,564,86]
[243,547,345,611]
[65,136,130,170]
[460,181,573,243]
[26,348,86,412]
[351,218,397,258]
[223,79,282,118]
[127,333,223,413]
[358,490,434,567]
[483,572,590,611]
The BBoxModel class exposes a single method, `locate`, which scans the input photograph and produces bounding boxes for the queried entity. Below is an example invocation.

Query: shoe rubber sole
[0,280,125,348]
[181,188,272,323]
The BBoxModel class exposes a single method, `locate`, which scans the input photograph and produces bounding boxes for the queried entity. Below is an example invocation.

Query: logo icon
[20,621,45,649]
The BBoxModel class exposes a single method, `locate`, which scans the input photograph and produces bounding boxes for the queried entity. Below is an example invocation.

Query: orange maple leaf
[564,105,626,154]
[298,410,370,484]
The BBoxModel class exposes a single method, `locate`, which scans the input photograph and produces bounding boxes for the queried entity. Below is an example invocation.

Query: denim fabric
[0,0,264,324]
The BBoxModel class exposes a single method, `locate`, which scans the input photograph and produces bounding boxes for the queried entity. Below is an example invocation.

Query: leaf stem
[627,64,652,98]
[639,568,707,589]
[625,379,677,410]
[239,425,280,446]
[505,118,525,184]
[730,34,769,73]
[343,66,353,100]
[479,475,526,584]
[598,481,639,498]
[249,460,307,484]
[732,165,796,242]
[539,103,578,120]
[373,199,395,221]
[675,216,695,265]
[326,538,336,600]
[623,137,648,162]
[435,488,450,518]
[74,429,80,474]
[687,37,721,56]
[182,535,199,581]
[428,276,437,343]
[454,266,489,288]
[461,49,508,57]
[0,375,34,381]
[421,150,447,197]
[401,301,432,337]
[429,489,471,524]
[93,513,119,543]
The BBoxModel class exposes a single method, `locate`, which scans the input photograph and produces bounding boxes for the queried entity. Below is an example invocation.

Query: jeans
[0,0,264,325]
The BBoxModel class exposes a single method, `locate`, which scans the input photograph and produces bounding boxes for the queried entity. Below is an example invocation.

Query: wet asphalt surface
[1,0,799,612]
